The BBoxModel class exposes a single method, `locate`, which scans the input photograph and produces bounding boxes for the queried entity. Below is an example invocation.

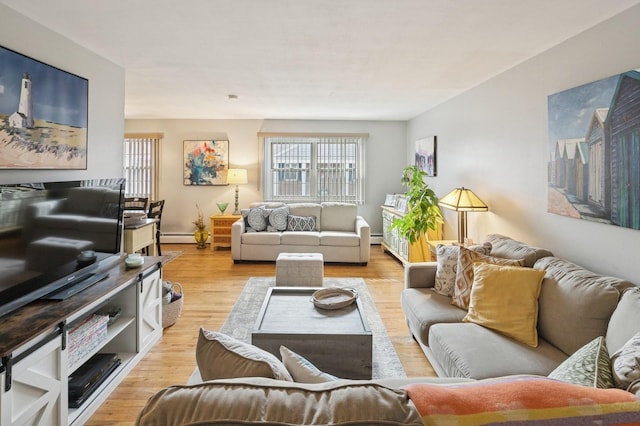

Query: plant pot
[194,228,208,249]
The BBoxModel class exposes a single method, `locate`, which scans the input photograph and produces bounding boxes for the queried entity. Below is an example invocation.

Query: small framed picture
[396,196,407,213]
[415,136,437,177]
[384,194,397,207]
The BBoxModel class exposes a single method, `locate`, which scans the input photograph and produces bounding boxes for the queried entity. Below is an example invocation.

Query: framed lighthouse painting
[0,45,88,169]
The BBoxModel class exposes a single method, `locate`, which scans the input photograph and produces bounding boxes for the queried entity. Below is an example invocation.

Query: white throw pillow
[611,331,640,392]
[280,346,338,383]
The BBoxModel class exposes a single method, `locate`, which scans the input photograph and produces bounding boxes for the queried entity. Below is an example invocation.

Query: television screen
[0,178,125,317]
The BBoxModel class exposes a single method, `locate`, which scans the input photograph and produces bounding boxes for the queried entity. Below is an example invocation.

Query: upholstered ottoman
[276,253,324,287]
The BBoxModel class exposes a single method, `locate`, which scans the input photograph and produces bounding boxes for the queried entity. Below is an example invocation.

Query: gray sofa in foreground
[231,202,370,264]
[402,234,640,381]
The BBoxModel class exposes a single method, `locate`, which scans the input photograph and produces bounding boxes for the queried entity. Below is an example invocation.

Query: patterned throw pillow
[452,246,524,309]
[434,243,492,297]
[287,215,316,231]
[267,206,289,231]
[611,332,640,391]
[195,329,292,381]
[280,346,338,383]
[242,207,270,232]
[548,336,614,388]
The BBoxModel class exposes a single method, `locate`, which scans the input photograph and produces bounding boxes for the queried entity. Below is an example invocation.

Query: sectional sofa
[402,234,640,383]
[231,202,370,264]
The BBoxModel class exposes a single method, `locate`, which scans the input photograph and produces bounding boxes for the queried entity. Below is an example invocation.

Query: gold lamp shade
[438,187,488,244]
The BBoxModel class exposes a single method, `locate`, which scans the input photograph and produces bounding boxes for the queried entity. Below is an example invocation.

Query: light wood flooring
[86,244,436,425]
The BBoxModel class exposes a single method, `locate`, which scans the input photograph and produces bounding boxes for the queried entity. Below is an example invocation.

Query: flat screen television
[0,178,125,317]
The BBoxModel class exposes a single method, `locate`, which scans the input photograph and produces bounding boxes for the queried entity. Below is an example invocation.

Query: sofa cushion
[288,203,323,230]
[428,323,567,379]
[280,346,338,383]
[611,332,640,392]
[548,336,614,388]
[534,257,625,356]
[404,375,640,425]
[607,286,640,354]
[463,263,545,347]
[401,288,466,346]
[63,187,110,216]
[195,329,293,381]
[241,231,282,245]
[135,377,424,426]
[484,233,553,267]
[287,214,317,231]
[320,231,360,247]
[280,231,320,245]
[453,246,524,309]
[321,202,357,232]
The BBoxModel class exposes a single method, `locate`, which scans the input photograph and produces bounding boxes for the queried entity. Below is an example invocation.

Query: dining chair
[147,200,165,256]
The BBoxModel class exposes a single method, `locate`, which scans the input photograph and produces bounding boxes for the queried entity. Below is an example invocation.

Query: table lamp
[438,187,488,244]
[227,169,248,214]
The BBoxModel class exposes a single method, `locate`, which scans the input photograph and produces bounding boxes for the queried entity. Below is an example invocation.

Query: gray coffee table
[251,286,373,379]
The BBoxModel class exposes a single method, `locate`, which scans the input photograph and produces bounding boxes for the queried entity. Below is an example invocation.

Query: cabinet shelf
[380,205,442,264]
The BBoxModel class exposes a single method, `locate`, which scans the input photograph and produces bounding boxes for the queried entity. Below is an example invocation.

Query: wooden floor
[86,244,436,425]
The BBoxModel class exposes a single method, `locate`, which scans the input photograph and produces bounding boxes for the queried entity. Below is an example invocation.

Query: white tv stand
[0,257,163,425]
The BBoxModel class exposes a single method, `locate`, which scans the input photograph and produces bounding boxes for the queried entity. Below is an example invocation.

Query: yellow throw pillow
[453,246,525,309]
[463,262,545,347]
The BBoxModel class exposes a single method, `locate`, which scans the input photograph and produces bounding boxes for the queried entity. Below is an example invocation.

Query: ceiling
[2,0,639,120]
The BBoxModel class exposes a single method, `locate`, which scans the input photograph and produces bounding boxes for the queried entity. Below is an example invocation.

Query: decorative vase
[216,202,229,214]
[194,227,208,249]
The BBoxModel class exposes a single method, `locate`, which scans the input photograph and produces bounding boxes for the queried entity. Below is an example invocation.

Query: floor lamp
[438,187,488,244]
[227,169,248,215]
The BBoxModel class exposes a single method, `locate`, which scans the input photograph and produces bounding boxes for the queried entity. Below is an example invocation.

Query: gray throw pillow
[268,206,289,231]
[287,215,316,231]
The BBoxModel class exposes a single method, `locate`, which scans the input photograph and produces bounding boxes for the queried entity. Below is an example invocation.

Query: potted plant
[389,165,443,261]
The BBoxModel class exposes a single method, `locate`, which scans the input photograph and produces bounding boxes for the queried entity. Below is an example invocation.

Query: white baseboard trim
[160,234,383,245]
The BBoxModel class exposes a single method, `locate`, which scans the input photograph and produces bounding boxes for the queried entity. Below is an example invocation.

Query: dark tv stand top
[0,256,162,358]
[42,272,110,301]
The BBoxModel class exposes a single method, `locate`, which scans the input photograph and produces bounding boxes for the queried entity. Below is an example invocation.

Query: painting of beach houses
[548,69,640,231]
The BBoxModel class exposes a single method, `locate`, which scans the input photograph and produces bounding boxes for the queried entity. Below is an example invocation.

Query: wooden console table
[210,214,241,250]
[124,218,157,256]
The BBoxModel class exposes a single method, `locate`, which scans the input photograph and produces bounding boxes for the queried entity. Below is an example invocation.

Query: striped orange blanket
[404,375,640,425]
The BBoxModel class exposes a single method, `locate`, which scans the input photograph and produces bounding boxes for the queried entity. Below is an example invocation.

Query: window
[123,133,161,200]
[261,133,366,204]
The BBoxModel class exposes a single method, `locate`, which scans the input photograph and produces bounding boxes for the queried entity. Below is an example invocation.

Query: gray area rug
[220,277,406,379]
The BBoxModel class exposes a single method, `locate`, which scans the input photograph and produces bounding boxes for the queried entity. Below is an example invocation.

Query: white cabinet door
[0,330,66,426]
[138,266,162,354]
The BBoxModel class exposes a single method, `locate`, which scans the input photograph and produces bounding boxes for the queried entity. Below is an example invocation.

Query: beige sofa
[231,202,370,264]
[402,234,640,381]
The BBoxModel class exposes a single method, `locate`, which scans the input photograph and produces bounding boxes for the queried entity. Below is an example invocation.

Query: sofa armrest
[404,262,437,289]
[231,217,245,260]
[355,216,370,264]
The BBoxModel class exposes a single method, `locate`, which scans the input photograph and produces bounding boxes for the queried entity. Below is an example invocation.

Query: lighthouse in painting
[9,72,35,129]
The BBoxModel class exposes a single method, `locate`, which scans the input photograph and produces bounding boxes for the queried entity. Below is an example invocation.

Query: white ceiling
[2,0,639,120]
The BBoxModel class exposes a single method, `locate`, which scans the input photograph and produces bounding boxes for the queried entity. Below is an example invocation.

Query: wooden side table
[426,239,458,261]
[210,214,241,250]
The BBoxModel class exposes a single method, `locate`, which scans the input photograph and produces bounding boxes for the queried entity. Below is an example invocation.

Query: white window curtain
[123,133,161,200]
[260,133,367,204]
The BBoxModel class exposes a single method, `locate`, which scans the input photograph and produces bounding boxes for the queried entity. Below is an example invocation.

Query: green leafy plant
[389,165,443,244]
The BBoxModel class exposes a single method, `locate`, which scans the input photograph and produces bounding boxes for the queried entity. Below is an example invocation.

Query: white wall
[125,119,406,237]
[407,4,640,282]
[0,4,125,184]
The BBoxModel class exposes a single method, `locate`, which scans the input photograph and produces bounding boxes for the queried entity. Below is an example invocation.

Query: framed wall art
[183,140,229,185]
[415,136,437,177]
[0,45,88,169]
[547,69,640,230]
